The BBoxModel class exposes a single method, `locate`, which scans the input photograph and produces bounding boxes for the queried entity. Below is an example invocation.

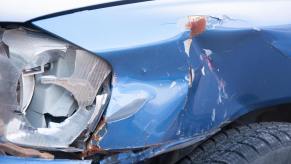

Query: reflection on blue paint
[31,0,291,162]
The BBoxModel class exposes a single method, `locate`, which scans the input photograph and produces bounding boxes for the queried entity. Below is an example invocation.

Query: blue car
[1,0,291,163]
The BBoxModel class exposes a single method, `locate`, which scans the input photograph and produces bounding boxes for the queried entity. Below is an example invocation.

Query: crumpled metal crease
[93,16,291,161]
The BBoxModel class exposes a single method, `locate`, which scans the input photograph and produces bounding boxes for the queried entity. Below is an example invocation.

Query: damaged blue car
[1,0,291,163]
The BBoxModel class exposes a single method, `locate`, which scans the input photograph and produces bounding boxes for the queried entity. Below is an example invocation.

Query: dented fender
[29,0,291,161]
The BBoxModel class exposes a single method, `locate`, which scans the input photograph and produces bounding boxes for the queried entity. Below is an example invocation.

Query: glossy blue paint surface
[97,33,190,148]
[30,0,291,161]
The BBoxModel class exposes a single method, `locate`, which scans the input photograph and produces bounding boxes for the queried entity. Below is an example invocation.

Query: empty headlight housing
[0,26,111,152]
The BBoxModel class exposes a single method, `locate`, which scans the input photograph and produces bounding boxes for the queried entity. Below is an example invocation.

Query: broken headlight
[0,27,111,151]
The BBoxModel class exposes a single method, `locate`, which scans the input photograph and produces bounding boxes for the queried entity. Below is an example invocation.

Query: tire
[179,122,291,164]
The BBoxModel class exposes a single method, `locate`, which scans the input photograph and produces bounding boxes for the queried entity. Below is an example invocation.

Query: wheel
[179,122,291,164]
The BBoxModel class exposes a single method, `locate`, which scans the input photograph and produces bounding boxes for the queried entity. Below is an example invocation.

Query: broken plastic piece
[41,50,111,108]
[0,27,111,152]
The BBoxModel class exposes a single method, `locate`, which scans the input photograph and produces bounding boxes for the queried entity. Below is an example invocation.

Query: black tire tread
[178,122,291,164]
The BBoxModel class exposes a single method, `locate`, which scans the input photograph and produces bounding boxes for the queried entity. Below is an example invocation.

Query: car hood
[0,0,119,22]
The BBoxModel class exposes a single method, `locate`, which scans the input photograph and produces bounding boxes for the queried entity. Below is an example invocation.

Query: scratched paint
[211,108,216,122]
[31,0,291,162]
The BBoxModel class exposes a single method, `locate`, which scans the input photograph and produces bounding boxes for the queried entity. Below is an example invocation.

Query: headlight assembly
[0,27,111,152]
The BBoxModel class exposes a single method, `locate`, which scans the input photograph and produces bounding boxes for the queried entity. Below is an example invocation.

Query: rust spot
[0,142,54,159]
[81,144,108,157]
[81,117,108,158]
[185,16,206,37]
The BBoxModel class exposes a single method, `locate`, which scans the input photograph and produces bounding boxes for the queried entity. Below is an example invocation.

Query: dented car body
[1,0,291,163]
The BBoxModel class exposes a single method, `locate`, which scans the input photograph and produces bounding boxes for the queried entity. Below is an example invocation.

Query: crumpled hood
[0,0,118,22]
